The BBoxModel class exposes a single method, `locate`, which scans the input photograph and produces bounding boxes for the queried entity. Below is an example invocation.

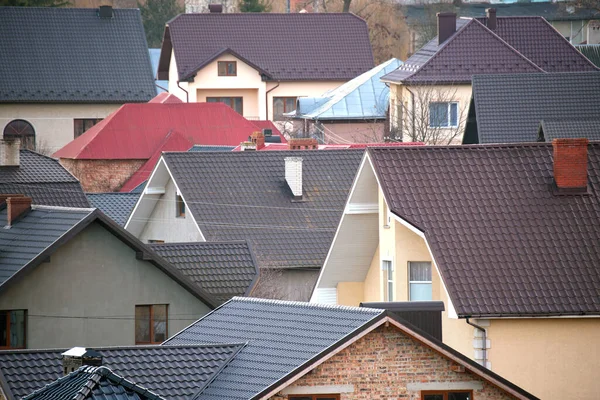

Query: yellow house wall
[363,245,382,303]
[0,103,120,153]
[337,282,364,306]
[196,88,260,120]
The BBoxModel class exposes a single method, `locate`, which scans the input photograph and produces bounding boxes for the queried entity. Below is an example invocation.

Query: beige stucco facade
[0,103,120,154]
[168,51,343,121]
[551,19,600,45]
[388,83,472,144]
[0,221,211,349]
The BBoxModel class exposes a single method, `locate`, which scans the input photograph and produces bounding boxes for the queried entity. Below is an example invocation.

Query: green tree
[138,0,183,48]
[239,0,271,13]
[0,0,69,5]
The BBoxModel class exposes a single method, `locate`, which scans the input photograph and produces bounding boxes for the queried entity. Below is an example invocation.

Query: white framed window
[382,260,393,302]
[409,261,432,301]
[429,102,458,128]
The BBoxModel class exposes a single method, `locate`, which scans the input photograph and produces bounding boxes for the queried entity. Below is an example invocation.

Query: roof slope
[577,44,600,68]
[539,119,600,142]
[0,344,243,400]
[165,297,382,400]
[469,72,600,144]
[0,7,155,103]
[161,13,374,81]
[86,192,141,226]
[23,366,165,400]
[53,103,266,160]
[292,58,402,120]
[149,241,259,303]
[162,150,363,270]
[368,143,600,317]
[0,150,90,207]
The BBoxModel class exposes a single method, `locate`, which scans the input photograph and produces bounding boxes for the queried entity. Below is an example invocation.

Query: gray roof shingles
[162,150,363,270]
[539,119,600,142]
[0,7,156,103]
[368,143,600,317]
[0,206,93,286]
[0,150,90,207]
[87,192,141,226]
[149,241,259,303]
[0,344,243,400]
[165,297,383,400]
[468,72,600,144]
[162,13,374,81]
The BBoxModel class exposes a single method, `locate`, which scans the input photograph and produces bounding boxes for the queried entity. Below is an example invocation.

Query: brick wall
[271,325,517,400]
[60,158,146,193]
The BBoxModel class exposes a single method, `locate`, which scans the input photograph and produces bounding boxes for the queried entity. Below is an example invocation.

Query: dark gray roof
[0,7,156,103]
[577,44,600,68]
[165,297,383,400]
[466,72,600,144]
[23,366,165,400]
[159,13,374,81]
[188,145,236,152]
[0,150,90,207]
[162,150,363,271]
[87,192,141,226]
[0,205,94,286]
[368,143,600,317]
[149,241,259,304]
[0,344,243,400]
[539,119,600,142]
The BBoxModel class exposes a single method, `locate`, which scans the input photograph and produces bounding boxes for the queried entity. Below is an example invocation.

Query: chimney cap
[486,8,497,14]
[62,347,103,358]
[98,5,113,18]
[208,4,223,13]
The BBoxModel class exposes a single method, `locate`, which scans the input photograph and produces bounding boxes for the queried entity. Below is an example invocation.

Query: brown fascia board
[180,48,273,82]
[157,25,172,81]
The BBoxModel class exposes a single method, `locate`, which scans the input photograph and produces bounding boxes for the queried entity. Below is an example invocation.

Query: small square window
[176,194,185,218]
[135,305,168,345]
[429,102,459,128]
[273,97,297,121]
[218,61,237,76]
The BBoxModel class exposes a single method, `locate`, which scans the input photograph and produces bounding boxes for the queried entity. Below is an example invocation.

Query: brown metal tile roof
[369,143,600,317]
[159,13,374,81]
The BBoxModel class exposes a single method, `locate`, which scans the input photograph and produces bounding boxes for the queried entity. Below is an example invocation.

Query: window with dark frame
[218,61,237,76]
[135,305,168,345]
[422,390,472,400]
[273,97,297,120]
[289,395,340,400]
[0,310,27,349]
[74,118,102,138]
[206,97,243,115]
[176,194,185,218]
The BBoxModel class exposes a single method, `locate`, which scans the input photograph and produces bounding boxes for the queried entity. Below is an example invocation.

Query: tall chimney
[0,139,20,166]
[437,12,457,45]
[208,4,223,13]
[285,157,303,200]
[553,138,589,193]
[250,131,265,150]
[486,8,497,30]
[6,196,32,227]
[62,348,103,376]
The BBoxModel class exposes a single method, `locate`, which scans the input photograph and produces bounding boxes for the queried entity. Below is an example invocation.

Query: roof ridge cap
[31,205,96,212]
[231,296,384,313]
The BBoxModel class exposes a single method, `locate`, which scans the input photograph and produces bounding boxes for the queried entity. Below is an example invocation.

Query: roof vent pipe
[98,5,113,18]
[62,348,103,376]
[208,4,223,13]
[486,8,497,30]
[437,12,457,45]
[285,157,303,200]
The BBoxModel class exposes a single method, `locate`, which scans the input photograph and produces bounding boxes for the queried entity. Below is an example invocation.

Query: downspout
[265,81,280,121]
[177,81,189,103]
[466,318,487,368]
[405,86,416,142]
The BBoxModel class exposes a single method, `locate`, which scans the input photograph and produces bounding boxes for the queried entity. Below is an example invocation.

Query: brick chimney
[437,12,457,45]
[486,8,497,30]
[285,157,303,200]
[208,4,223,13]
[62,348,103,375]
[553,138,589,193]
[0,138,20,166]
[250,131,265,150]
[289,138,318,150]
[5,196,32,227]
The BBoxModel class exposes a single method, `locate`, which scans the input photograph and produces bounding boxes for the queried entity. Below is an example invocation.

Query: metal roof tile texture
[165,297,383,400]
[0,150,90,207]
[149,242,258,303]
[0,344,243,400]
[471,72,600,143]
[369,144,600,317]
[0,7,156,103]
[0,206,93,285]
[87,192,141,226]
[540,119,600,142]
[162,150,363,270]
[166,13,374,81]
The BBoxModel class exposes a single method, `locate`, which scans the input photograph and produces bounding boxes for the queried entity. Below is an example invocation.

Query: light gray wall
[0,222,211,349]
[139,179,203,243]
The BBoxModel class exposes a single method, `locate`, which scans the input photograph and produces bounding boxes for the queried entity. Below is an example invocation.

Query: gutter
[177,81,189,103]
[466,318,487,369]
[265,81,280,121]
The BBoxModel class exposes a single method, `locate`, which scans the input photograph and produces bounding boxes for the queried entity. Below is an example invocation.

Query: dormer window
[176,194,185,218]
[218,61,237,76]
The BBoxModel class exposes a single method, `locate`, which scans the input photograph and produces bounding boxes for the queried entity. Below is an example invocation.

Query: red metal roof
[232,142,424,151]
[53,103,271,159]
[148,93,183,104]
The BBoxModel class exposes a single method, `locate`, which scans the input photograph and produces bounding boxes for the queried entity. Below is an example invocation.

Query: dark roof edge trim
[157,25,172,81]
[243,240,261,296]
[459,312,600,318]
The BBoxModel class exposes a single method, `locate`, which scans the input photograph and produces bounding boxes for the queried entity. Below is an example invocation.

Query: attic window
[176,194,185,218]
[3,119,35,150]
[218,61,237,76]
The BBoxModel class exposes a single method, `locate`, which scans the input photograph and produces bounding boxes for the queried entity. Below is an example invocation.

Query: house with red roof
[54,100,285,192]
